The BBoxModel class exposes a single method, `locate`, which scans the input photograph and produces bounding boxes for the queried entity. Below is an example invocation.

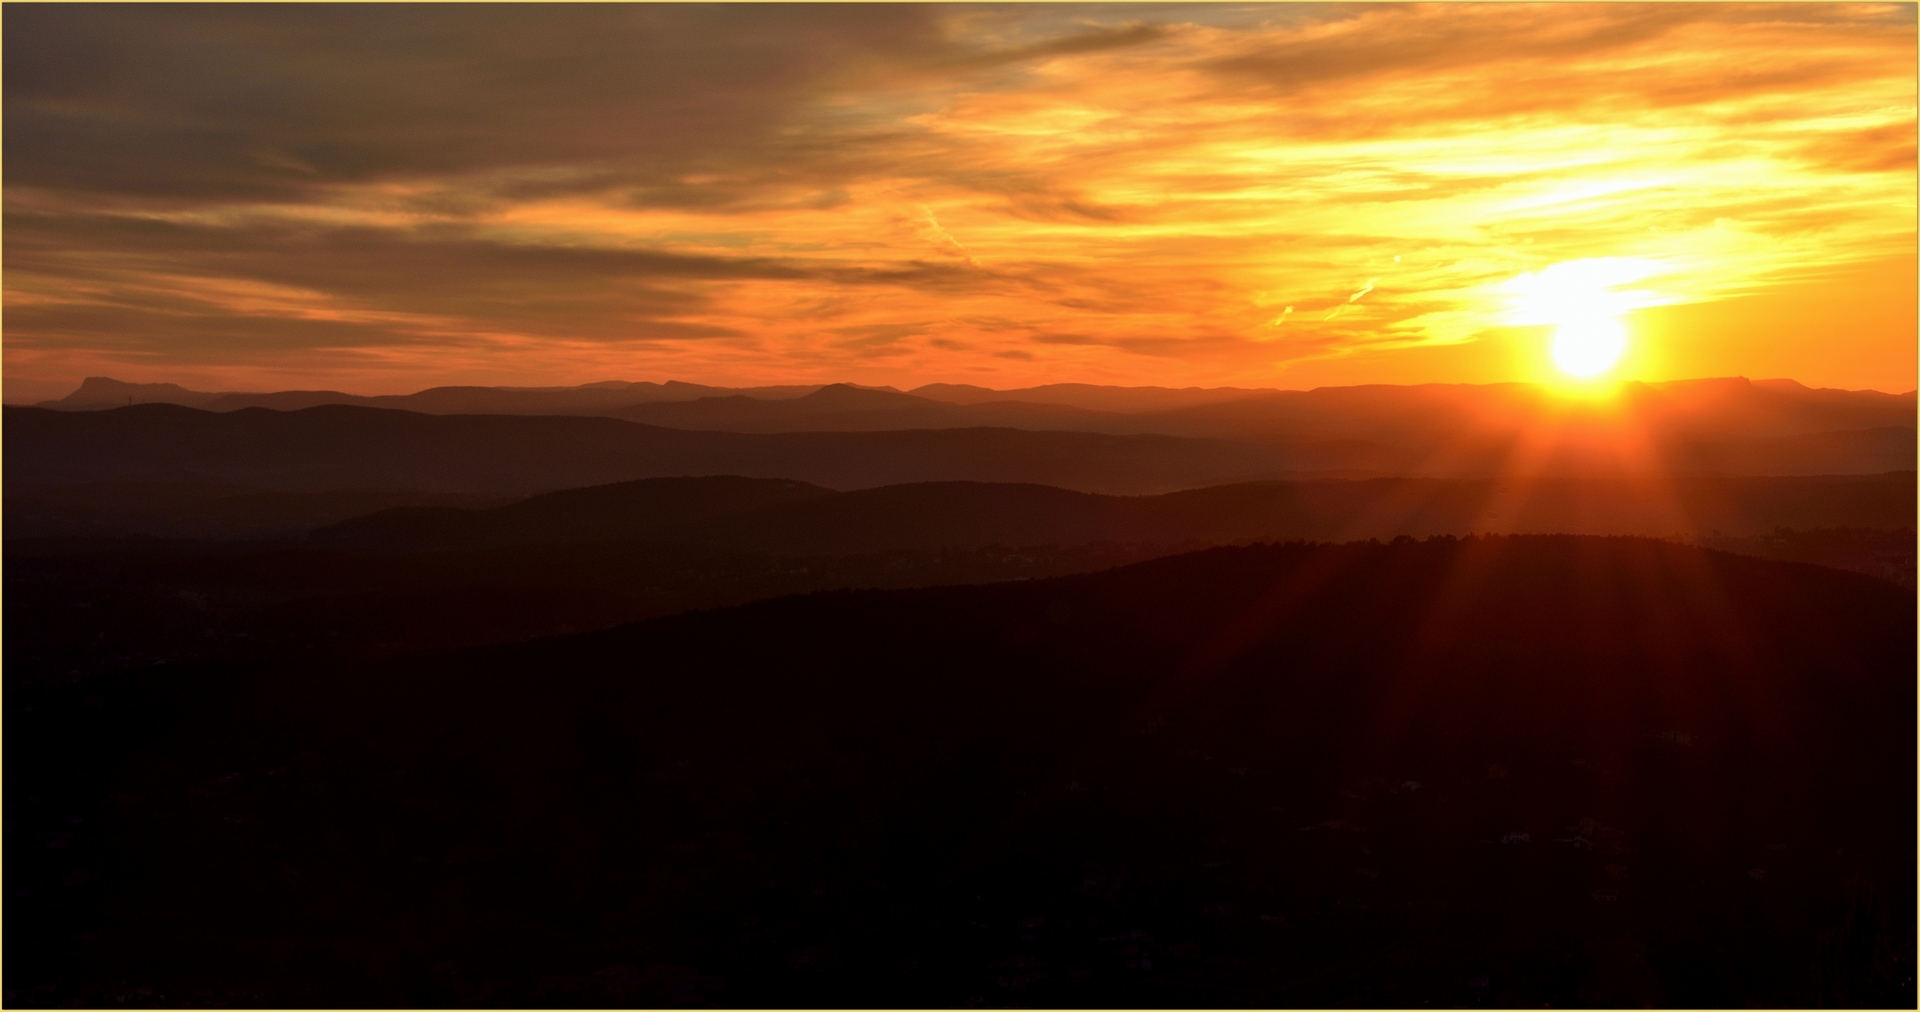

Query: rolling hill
[10,536,1912,1006]
[313,472,1919,555]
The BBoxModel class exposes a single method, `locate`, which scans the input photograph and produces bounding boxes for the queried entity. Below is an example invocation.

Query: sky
[5,2,1915,401]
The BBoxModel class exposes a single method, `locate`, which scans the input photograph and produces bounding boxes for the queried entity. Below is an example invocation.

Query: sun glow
[1550,317,1628,378]
[1503,258,1664,384]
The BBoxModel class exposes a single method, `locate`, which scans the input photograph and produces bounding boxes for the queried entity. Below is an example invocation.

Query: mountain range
[10,378,1915,515]
[36,373,1917,446]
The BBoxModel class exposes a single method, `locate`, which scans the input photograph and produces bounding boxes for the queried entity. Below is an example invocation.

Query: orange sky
[5,3,1915,401]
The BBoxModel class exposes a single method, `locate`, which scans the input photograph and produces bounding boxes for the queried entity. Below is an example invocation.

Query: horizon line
[16,373,1918,407]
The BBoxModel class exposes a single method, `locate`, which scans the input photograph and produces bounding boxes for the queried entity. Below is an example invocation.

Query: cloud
[4,3,1912,392]
[1796,121,1919,174]
[951,21,1178,68]
[1206,4,1705,94]
[3,5,952,201]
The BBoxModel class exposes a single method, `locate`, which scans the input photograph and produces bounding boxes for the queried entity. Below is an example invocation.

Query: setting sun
[1550,317,1629,379]
[1502,258,1661,383]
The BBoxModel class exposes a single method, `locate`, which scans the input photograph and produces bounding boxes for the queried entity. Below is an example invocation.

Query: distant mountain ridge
[40,375,835,414]
[35,376,1915,455]
[9,396,1913,522]
[34,375,1294,415]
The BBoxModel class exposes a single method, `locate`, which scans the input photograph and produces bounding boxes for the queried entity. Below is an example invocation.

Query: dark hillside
[4,481,510,541]
[313,472,1919,555]
[310,476,835,552]
[606,383,1127,433]
[1130,378,1916,443]
[5,536,1172,684]
[14,473,1911,690]
[8,537,1911,1007]
[2,404,1304,497]
[1694,527,1917,588]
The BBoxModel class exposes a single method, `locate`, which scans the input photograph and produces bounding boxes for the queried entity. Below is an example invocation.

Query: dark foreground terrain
[7,536,1913,1007]
[7,473,1912,688]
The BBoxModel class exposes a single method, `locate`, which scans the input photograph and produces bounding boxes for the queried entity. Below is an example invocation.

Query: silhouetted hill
[4,480,510,540]
[40,377,227,409]
[1672,426,1916,475]
[34,376,1289,416]
[313,476,835,551]
[608,383,1122,433]
[14,472,1910,686]
[10,537,1911,1006]
[909,382,1273,413]
[1694,527,1916,589]
[4,403,1305,497]
[1093,380,1916,477]
[313,472,1918,555]
[6,534,1175,681]
[10,394,1909,538]
[552,380,1920,475]
[1124,378,1916,442]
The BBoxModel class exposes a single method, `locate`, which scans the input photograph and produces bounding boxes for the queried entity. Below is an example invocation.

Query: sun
[1502,258,1657,384]
[1550,316,1627,378]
